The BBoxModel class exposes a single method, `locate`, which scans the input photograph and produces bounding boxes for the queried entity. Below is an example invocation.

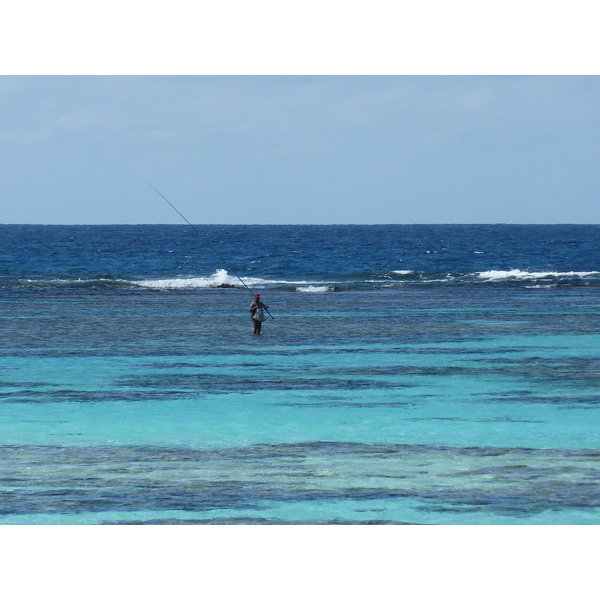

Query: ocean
[1,224,599,524]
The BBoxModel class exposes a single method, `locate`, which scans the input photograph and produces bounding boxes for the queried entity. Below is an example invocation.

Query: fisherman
[249,294,269,335]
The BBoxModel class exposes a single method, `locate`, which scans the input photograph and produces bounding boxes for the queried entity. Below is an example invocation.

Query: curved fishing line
[145,180,274,318]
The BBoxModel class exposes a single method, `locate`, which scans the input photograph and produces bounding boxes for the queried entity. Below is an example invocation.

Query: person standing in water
[249,294,268,334]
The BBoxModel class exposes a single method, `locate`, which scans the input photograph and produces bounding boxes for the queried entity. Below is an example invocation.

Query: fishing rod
[145,180,274,319]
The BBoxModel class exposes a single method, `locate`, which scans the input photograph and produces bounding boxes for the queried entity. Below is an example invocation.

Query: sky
[1,75,599,225]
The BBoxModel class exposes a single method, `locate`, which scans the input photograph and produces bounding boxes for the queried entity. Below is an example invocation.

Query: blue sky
[1,75,599,224]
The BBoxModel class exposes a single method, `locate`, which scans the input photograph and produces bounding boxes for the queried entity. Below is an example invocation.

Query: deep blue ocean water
[1,224,599,524]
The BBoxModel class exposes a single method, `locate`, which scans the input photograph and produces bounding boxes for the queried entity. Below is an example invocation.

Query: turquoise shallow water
[1,225,599,524]
[1,287,599,524]
[1,339,599,451]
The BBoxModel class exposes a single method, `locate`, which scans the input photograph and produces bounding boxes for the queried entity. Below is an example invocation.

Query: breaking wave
[3,268,599,292]
[136,269,339,291]
[295,285,338,293]
[136,269,266,289]
[475,269,600,282]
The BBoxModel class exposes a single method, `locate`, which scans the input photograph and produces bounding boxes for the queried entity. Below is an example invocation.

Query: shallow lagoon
[1,225,599,524]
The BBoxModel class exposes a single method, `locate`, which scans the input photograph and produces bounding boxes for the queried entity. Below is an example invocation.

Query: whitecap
[137,269,267,289]
[295,285,335,293]
[136,269,335,290]
[476,269,600,281]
